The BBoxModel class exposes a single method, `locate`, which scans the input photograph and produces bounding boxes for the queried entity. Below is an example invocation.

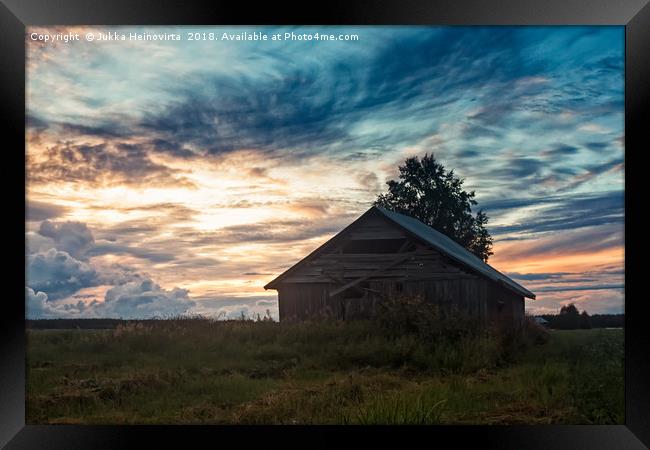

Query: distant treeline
[27,318,159,329]
[536,305,624,330]
[27,310,625,331]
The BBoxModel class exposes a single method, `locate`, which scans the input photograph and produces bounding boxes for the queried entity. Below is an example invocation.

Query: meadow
[26,316,624,425]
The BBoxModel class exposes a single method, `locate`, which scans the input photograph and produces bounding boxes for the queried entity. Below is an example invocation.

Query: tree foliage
[560,304,580,316]
[550,303,592,330]
[374,153,494,261]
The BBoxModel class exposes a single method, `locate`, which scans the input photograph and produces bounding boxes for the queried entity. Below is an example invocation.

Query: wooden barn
[264,206,535,328]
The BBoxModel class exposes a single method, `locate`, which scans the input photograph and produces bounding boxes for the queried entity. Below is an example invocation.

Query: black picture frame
[1,0,648,448]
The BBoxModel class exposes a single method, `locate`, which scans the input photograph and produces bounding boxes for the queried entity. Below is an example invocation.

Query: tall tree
[374,153,494,261]
[554,303,582,329]
[560,304,580,316]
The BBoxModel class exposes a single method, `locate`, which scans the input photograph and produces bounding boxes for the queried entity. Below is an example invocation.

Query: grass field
[26,319,623,425]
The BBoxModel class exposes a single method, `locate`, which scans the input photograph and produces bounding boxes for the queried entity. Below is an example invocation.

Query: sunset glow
[26,26,624,319]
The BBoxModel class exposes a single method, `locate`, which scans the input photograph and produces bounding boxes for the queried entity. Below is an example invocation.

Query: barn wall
[278,277,495,323]
[278,283,339,321]
[367,278,490,323]
[486,283,525,329]
[278,278,525,328]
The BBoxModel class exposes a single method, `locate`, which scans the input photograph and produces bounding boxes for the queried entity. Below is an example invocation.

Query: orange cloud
[491,243,623,275]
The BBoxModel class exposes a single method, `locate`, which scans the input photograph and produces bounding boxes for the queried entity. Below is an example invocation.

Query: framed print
[1,0,649,448]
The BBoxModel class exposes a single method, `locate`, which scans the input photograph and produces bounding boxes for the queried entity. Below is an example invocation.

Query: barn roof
[265,206,536,299]
[374,207,535,299]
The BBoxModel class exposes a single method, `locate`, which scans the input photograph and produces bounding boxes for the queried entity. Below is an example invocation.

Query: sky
[25,26,624,319]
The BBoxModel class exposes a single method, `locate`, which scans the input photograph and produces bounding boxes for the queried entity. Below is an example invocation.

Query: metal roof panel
[374,207,536,299]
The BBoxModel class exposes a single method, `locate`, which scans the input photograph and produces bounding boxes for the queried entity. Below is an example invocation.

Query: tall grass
[30,316,506,375]
[346,394,447,425]
[26,300,621,425]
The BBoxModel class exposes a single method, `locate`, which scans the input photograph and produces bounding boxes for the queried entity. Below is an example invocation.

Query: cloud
[487,191,624,236]
[93,204,198,242]
[526,287,624,315]
[497,223,622,261]
[213,218,348,244]
[534,284,624,293]
[88,241,177,263]
[542,144,579,158]
[148,138,197,159]
[138,69,356,158]
[27,220,197,318]
[27,201,68,221]
[26,287,57,319]
[494,157,544,179]
[126,28,563,161]
[26,279,197,319]
[164,257,220,269]
[287,200,331,217]
[507,266,623,312]
[256,300,277,306]
[59,122,132,139]
[95,278,195,319]
[95,263,149,286]
[27,286,97,319]
[38,220,95,259]
[558,158,623,192]
[28,141,193,188]
[578,123,608,134]
[507,272,572,281]
[26,231,56,255]
[356,171,381,192]
[27,248,99,301]
[584,141,609,152]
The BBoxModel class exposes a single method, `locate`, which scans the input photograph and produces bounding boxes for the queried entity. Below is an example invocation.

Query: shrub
[372,293,483,344]
[497,314,550,363]
[368,293,509,373]
[521,314,551,346]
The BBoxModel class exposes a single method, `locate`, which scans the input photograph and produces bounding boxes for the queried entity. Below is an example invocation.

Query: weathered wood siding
[275,212,525,328]
[278,283,337,321]
[366,278,490,321]
[280,215,474,285]
[486,283,525,329]
[277,278,495,323]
